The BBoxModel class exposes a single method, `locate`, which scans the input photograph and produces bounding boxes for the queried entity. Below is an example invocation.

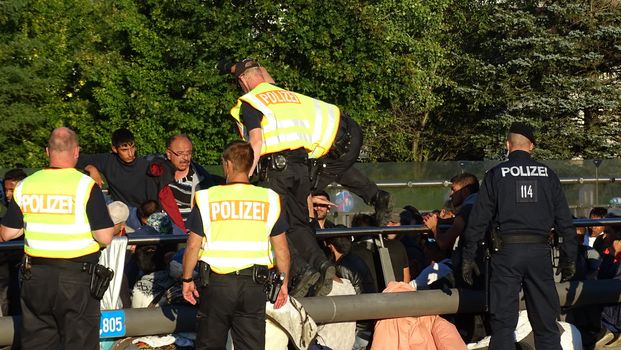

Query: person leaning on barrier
[460,122,577,350]
[181,141,290,350]
[0,127,115,350]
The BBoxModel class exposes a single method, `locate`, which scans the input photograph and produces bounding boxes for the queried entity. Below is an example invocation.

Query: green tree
[434,0,621,160]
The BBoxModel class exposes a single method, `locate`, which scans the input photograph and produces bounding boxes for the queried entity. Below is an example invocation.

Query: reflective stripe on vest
[13,168,100,259]
[230,82,340,157]
[195,183,280,274]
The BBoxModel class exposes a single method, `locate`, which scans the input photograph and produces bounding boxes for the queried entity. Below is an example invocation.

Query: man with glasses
[78,128,159,230]
[148,134,223,232]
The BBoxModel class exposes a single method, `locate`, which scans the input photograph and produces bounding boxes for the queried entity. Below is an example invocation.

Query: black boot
[314,260,336,296]
[290,268,320,299]
[371,189,393,226]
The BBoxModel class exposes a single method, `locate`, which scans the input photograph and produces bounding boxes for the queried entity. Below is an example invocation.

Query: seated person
[595,227,621,348]
[588,207,609,253]
[107,201,129,236]
[325,233,374,295]
[310,191,336,230]
[349,214,410,291]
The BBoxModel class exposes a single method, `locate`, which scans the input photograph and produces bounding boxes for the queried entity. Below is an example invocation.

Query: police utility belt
[257,148,307,181]
[489,232,550,253]
[198,262,285,304]
[21,255,114,301]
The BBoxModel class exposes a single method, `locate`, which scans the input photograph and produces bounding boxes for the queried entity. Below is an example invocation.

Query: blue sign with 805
[100,310,126,338]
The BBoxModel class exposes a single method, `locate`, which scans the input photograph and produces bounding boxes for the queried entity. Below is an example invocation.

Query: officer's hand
[556,262,576,282]
[182,280,199,305]
[273,284,289,309]
[461,259,480,286]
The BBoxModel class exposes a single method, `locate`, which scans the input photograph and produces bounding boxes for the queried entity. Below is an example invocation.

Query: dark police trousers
[195,271,266,350]
[262,150,328,276]
[489,242,561,350]
[314,116,379,205]
[20,264,99,350]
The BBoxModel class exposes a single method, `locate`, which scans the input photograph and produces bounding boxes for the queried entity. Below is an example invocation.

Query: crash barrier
[372,176,621,188]
[1,217,620,252]
[0,279,620,345]
[0,218,620,345]
[3,218,619,285]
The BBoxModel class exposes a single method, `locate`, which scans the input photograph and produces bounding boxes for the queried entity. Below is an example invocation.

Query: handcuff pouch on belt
[20,255,32,281]
[258,154,288,182]
[252,265,285,304]
[88,264,114,300]
[21,255,114,300]
[309,158,325,191]
[198,261,210,287]
[488,226,502,253]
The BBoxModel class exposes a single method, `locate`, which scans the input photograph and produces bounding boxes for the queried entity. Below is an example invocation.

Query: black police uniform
[240,102,330,279]
[313,114,381,206]
[461,150,577,350]
[185,191,288,350]
[2,185,113,350]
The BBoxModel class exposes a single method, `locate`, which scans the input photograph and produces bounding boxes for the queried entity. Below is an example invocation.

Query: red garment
[159,186,186,233]
[371,282,467,350]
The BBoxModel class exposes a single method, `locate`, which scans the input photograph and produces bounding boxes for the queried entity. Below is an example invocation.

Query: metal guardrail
[344,177,621,188]
[1,218,621,251]
[0,219,620,345]
[1,279,620,345]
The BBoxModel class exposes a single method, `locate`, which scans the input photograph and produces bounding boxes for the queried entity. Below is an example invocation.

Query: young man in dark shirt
[77,128,159,230]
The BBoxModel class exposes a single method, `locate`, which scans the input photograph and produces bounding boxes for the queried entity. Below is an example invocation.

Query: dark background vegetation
[1,0,620,167]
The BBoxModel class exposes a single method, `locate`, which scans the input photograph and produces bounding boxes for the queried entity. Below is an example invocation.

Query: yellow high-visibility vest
[12,168,100,258]
[230,82,341,158]
[195,183,281,274]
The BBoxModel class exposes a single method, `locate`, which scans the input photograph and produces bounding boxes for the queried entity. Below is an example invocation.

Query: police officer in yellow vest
[0,127,115,350]
[224,58,337,298]
[227,59,393,226]
[181,141,290,349]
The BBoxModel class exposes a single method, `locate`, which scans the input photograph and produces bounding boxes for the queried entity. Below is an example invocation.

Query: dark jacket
[335,253,374,295]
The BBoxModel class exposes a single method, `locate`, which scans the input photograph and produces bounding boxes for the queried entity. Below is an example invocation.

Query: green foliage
[436,0,621,160]
[1,0,620,168]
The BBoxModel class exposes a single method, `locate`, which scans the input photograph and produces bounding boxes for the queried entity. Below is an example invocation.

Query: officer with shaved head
[1,127,115,350]
[461,122,577,350]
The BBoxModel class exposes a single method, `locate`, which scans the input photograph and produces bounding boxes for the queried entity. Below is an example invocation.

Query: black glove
[461,258,480,286]
[556,261,576,282]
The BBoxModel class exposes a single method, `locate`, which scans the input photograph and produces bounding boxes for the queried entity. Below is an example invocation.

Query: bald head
[46,127,80,167]
[507,132,534,153]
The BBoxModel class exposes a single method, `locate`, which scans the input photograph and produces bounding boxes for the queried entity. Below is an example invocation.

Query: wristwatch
[182,277,193,283]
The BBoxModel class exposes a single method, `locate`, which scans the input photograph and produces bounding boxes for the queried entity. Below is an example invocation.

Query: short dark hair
[402,205,423,225]
[326,236,352,255]
[451,173,479,193]
[351,213,376,227]
[3,168,27,182]
[111,128,135,147]
[312,190,330,201]
[590,207,607,218]
[138,200,161,220]
[222,141,253,174]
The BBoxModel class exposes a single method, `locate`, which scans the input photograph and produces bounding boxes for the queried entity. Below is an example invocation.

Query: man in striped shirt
[150,134,223,232]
